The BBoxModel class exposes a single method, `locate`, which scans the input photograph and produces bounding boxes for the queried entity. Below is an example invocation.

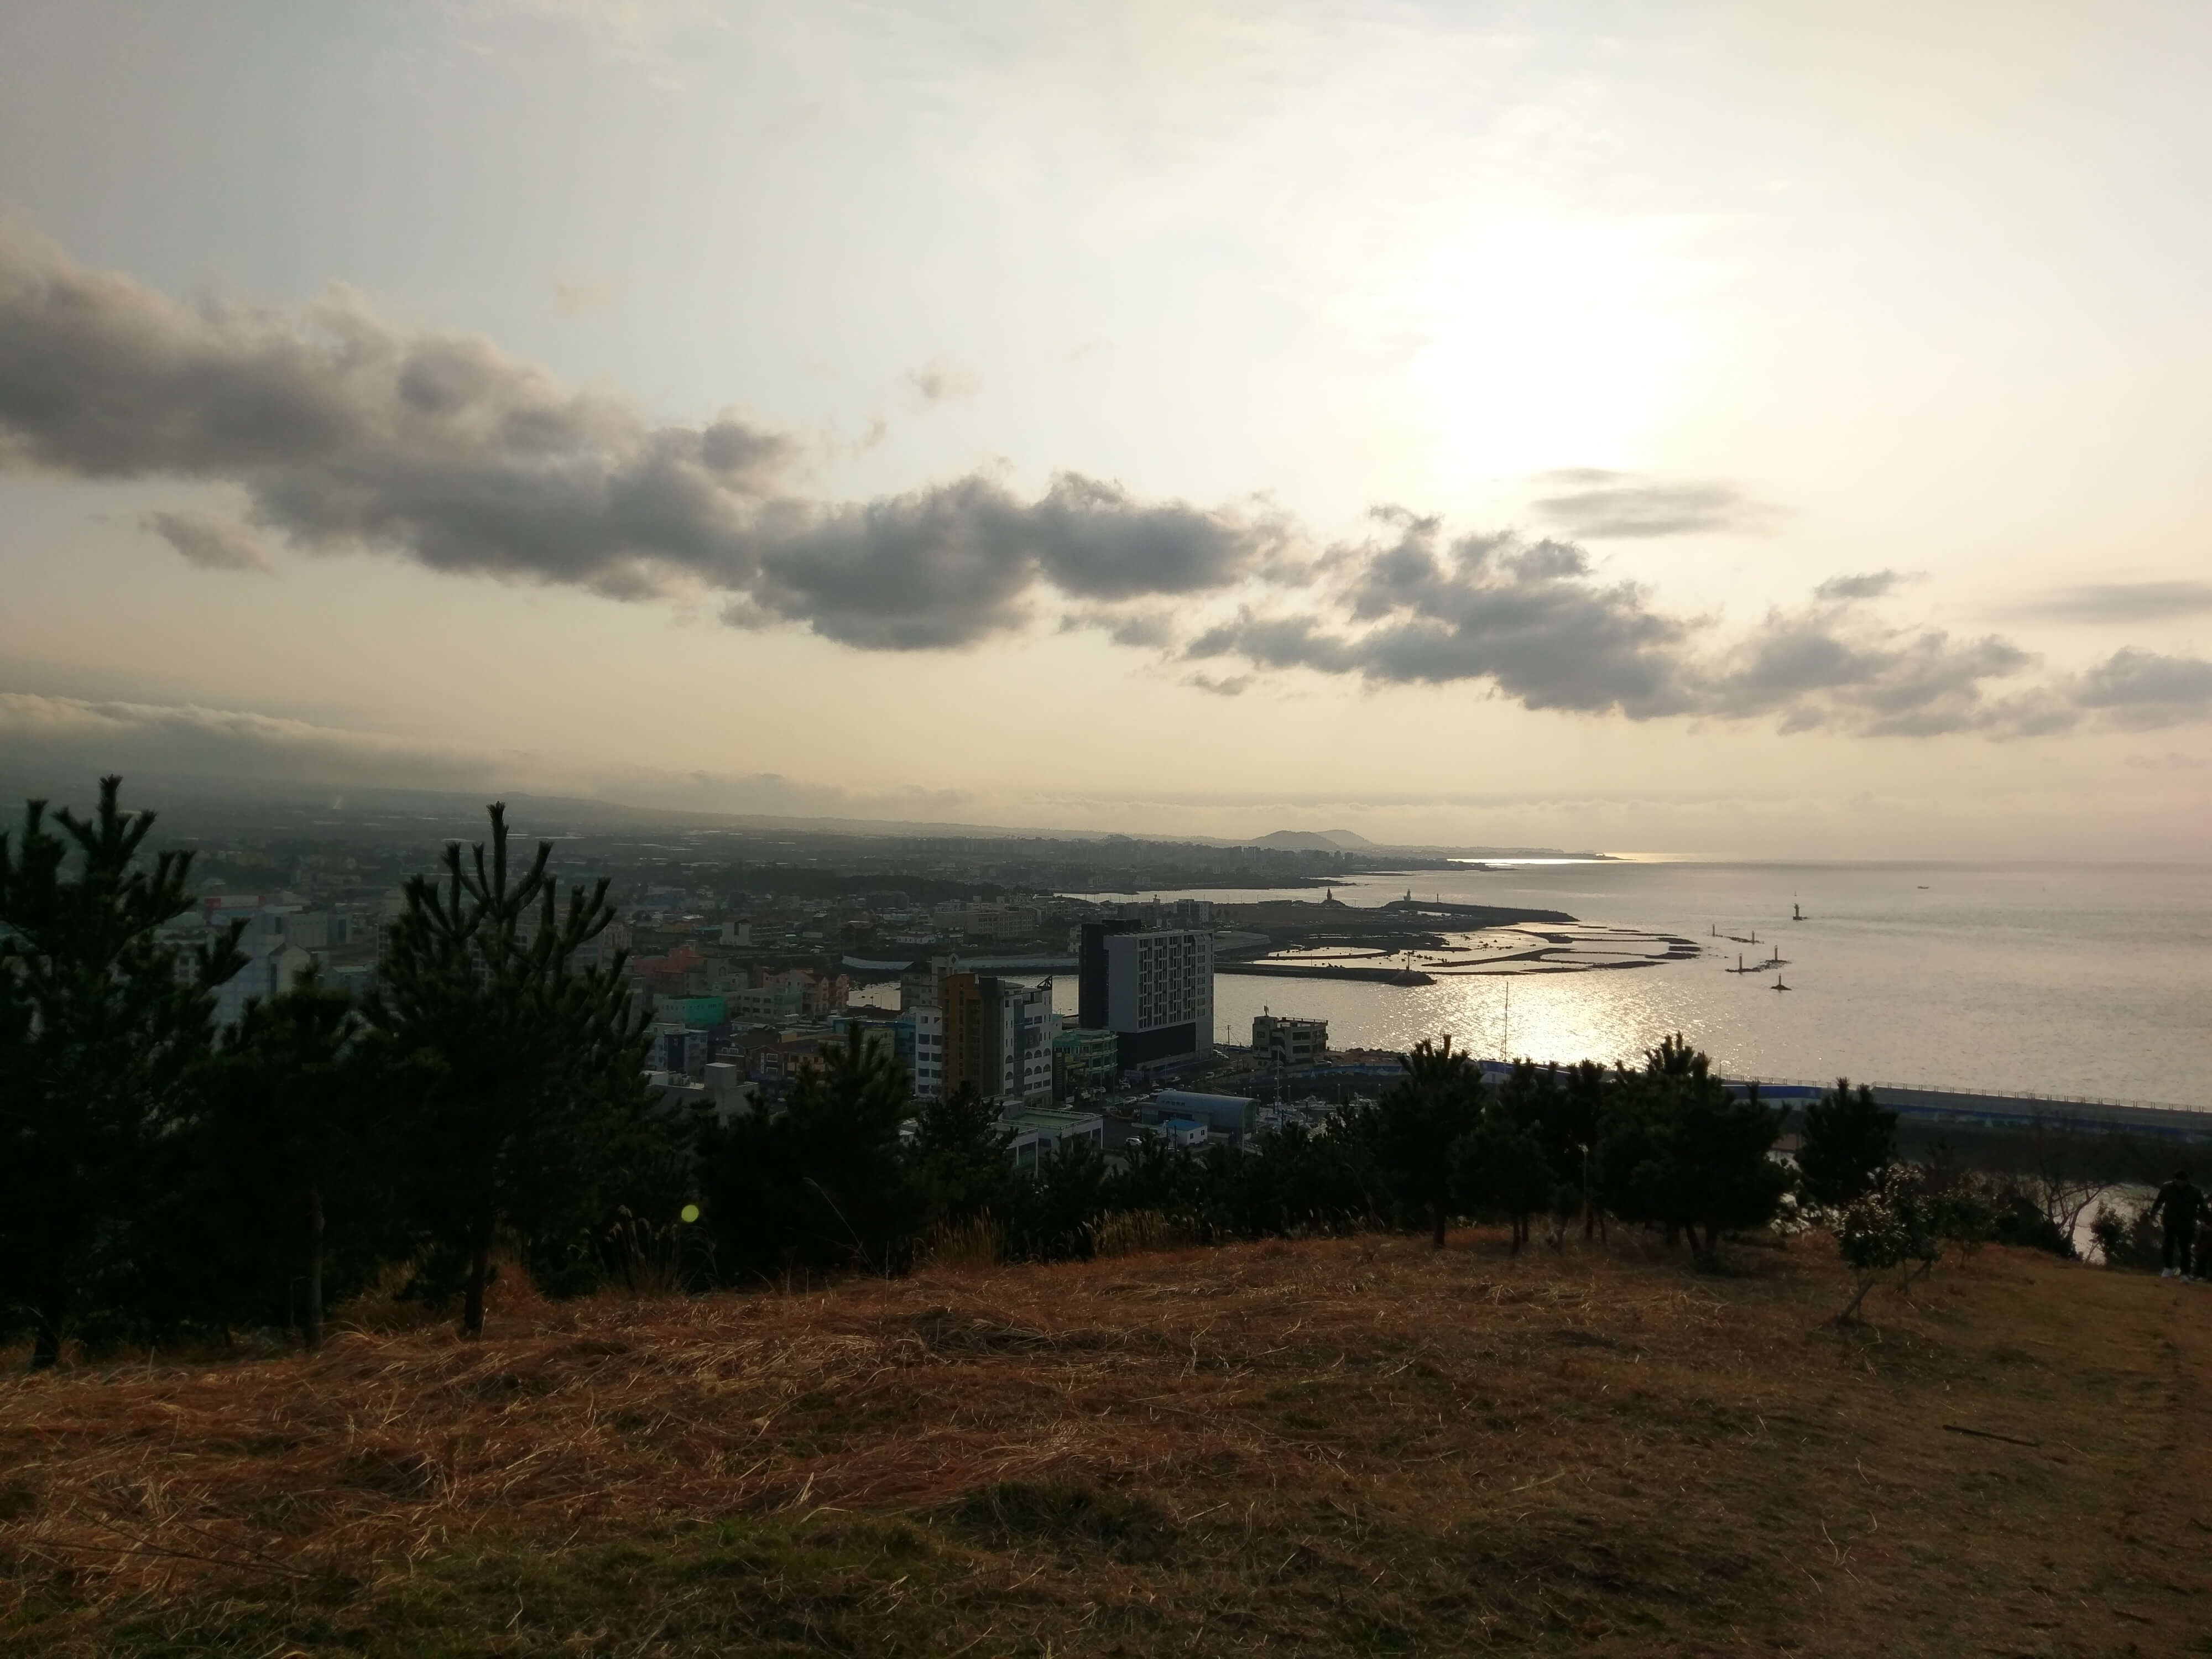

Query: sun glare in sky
[0,1,2206,857]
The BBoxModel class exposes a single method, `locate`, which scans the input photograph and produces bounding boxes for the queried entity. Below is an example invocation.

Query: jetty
[1215,961,1434,986]
[1728,1078,2212,1142]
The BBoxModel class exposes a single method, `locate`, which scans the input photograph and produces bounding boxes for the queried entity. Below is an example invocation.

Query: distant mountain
[1248,829,1379,851]
[0,767,1606,859]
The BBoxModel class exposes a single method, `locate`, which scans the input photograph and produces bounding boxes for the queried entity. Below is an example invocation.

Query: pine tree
[366,803,651,1335]
[1372,1037,1486,1248]
[699,1024,923,1279]
[1599,1035,1792,1261]
[910,1083,1013,1226]
[168,970,403,1348]
[1797,1078,1898,1208]
[0,779,242,1366]
[1457,1107,1556,1253]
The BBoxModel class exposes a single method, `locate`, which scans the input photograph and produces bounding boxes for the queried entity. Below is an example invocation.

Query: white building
[214,941,317,1029]
[911,1004,946,1099]
[989,979,1057,1105]
[1253,1013,1328,1068]
[1100,928,1213,1067]
[1005,1107,1105,1171]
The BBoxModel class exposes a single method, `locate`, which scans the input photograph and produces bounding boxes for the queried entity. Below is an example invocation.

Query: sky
[2,0,2209,857]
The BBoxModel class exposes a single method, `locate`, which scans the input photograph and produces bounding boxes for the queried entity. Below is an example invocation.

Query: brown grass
[2,1230,2208,1656]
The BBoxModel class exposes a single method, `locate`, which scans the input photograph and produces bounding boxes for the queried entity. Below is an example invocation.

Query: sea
[1062,862,2212,1112]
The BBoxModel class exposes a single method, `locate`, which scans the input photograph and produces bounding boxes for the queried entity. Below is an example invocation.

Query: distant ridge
[1248,829,1378,851]
[0,766,1606,859]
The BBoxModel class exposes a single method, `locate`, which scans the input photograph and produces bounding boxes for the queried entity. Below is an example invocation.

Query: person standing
[2149,1170,2206,1279]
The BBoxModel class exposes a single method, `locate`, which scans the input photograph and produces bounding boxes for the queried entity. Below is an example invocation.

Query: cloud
[1187,515,2085,736]
[142,509,272,572]
[1191,517,1694,719]
[2006,581,2212,623]
[0,228,1281,649]
[1060,608,1176,648]
[906,359,980,404]
[2124,750,2210,772]
[0,690,503,790]
[1528,470,1779,539]
[0,225,795,599]
[2073,649,2212,728]
[1184,671,1252,697]
[3,228,2205,744]
[719,473,1276,649]
[0,688,983,820]
[1814,570,1905,602]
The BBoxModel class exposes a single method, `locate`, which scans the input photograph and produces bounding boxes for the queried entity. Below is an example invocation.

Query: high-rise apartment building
[1079,923,1214,1070]
[910,1004,945,1099]
[939,972,1056,1105]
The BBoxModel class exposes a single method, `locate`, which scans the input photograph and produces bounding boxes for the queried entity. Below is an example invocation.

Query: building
[940,972,1057,1105]
[701,1061,758,1120]
[901,952,960,1012]
[214,940,317,1029]
[1140,1116,1213,1150]
[649,1023,712,1078]
[959,902,1042,942]
[1153,1088,1256,1147]
[1004,1108,1107,1171]
[730,980,806,1023]
[1081,922,1213,1070]
[1253,1013,1328,1068]
[665,994,728,1029]
[1052,1026,1120,1102]
[910,1004,946,1099]
[1077,920,1138,1027]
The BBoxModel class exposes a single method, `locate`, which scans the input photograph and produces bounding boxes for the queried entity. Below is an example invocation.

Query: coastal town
[144,807,1562,1173]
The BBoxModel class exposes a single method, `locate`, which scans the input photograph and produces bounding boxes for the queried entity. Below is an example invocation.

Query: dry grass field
[3,1229,2208,1657]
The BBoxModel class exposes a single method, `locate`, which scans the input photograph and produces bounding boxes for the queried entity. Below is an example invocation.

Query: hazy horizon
[4,2,2210,859]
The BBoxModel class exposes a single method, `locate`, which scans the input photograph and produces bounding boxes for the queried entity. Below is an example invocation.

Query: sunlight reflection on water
[1070,862,2212,1106]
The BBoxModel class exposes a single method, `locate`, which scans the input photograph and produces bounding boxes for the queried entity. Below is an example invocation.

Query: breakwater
[1217,962,1434,985]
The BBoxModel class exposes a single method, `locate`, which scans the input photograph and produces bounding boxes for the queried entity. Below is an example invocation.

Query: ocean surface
[1068,862,2212,1110]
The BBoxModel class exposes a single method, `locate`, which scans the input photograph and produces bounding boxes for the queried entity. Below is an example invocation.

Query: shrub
[1834,1163,1942,1323]
[2088,1201,2159,1272]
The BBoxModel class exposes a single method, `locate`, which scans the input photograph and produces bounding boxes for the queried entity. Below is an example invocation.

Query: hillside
[3,1231,2206,1656]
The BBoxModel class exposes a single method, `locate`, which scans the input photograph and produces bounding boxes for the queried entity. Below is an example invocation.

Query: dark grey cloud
[1192,518,1694,719]
[2073,649,2212,728]
[142,508,272,573]
[1529,469,1777,539]
[1060,607,1176,649]
[4,229,2204,742]
[1814,570,1905,602]
[1185,672,1252,697]
[2006,581,2212,623]
[1189,516,2081,737]
[0,228,789,598]
[0,229,1276,648]
[722,473,1274,649]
